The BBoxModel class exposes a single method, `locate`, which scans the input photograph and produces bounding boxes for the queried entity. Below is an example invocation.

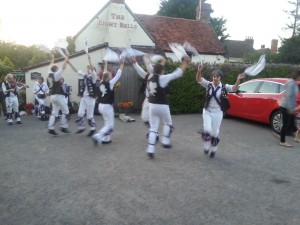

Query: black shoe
[48,129,58,135]
[148,152,154,159]
[209,152,216,158]
[204,149,209,155]
[87,130,96,137]
[76,129,85,134]
[162,144,172,149]
[92,137,99,147]
[60,128,70,133]
[16,121,22,124]
[102,140,112,144]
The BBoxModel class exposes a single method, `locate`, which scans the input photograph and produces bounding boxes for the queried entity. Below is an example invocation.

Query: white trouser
[6,96,20,122]
[93,103,114,142]
[77,96,96,130]
[48,94,69,130]
[202,108,223,153]
[6,96,19,113]
[141,98,150,122]
[147,103,173,154]
[35,96,45,114]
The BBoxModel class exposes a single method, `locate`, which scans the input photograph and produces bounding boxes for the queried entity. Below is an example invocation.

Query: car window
[238,81,261,93]
[279,84,285,93]
[257,81,279,93]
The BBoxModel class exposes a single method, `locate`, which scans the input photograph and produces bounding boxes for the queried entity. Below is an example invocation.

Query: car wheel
[271,110,282,134]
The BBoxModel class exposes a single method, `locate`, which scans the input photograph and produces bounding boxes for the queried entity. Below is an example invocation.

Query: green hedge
[166,62,298,114]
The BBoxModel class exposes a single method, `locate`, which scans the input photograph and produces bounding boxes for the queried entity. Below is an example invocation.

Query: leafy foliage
[210,17,230,42]
[277,35,300,64]
[157,0,199,19]
[0,41,51,69]
[66,36,76,54]
[283,0,300,37]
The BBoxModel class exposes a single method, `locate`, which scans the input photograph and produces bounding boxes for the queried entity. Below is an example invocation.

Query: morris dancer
[47,54,70,135]
[33,76,49,118]
[2,73,27,125]
[130,55,161,139]
[146,56,191,159]
[196,65,245,158]
[92,59,124,145]
[68,55,97,136]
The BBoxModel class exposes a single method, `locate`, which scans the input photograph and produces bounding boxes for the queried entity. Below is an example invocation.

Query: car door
[247,81,280,122]
[227,80,262,118]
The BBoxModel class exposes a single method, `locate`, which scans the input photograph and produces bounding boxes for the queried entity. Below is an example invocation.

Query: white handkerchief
[183,41,199,56]
[103,48,120,63]
[150,55,164,64]
[121,47,145,59]
[245,54,266,76]
[120,49,127,60]
[169,43,188,61]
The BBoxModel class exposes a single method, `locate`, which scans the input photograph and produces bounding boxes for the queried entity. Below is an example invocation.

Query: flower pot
[25,108,32,115]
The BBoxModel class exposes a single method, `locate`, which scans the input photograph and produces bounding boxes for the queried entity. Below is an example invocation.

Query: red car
[227,78,300,133]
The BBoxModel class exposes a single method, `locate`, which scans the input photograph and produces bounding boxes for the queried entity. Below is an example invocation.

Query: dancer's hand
[197,64,203,73]
[237,73,246,80]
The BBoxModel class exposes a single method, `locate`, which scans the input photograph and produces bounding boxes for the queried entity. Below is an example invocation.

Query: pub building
[25,0,225,109]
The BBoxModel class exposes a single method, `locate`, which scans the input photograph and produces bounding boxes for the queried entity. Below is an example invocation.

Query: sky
[0,0,294,50]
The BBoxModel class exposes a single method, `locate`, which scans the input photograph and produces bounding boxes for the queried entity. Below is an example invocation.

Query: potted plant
[24,103,34,115]
[117,101,134,114]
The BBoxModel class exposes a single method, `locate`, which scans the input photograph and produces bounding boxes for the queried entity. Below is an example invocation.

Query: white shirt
[199,77,234,111]
[33,82,49,95]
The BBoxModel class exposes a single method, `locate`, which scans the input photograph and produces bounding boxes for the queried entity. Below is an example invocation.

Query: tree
[0,41,50,69]
[66,36,76,54]
[157,0,199,19]
[156,0,230,42]
[277,35,300,64]
[284,0,300,37]
[210,17,230,42]
[0,57,15,82]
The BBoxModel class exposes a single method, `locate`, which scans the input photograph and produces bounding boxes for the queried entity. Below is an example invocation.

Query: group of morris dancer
[130,54,245,158]
[45,53,125,147]
[2,51,300,159]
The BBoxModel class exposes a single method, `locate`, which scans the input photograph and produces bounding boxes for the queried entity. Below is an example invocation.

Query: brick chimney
[245,36,254,48]
[110,0,125,4]
[271,39,278,53]
[196,0,213,23]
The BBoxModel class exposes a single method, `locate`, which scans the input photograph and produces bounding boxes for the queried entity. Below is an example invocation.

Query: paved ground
[0,113,300,225]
